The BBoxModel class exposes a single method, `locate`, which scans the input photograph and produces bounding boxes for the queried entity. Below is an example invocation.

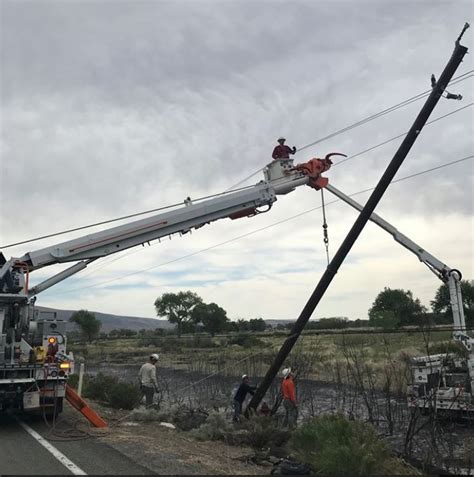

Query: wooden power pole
[247,24,470,413]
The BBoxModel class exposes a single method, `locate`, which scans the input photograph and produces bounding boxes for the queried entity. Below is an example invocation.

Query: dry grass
[69,331,456,404]
[72,329,452,375]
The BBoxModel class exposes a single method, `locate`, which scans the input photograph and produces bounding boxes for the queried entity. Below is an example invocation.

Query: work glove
[292,146,297,153]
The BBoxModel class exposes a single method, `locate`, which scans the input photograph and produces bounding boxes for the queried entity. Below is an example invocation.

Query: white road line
[16,418,87,475]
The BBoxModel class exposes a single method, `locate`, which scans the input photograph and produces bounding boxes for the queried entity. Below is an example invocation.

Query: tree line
[154,291,266,336]
[368,280,474,329]
[69,280,473,342]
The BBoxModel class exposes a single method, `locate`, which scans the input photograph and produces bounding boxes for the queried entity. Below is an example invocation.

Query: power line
[224,73,473,190]
[25,103,474,266]
[296,72,473,153]
[3,73,472,249]
[224,169,265,192]
[334,103,473,167]
[0,205,180,250]
[0,184,255,250]
[391,155,473,183]
[53,154,473,295]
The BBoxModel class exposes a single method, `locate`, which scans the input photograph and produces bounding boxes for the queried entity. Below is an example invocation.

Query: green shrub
[228,334,264,348]
[290,414,389,476]
[84,373,119,401]
[181,336,216,349]
[190,412,290,449]
[160,340,181,353]
[173,407,208,430]
[78,372,141,409]
[67,374,80,389]
[67,373,93,392]
[137,337,157,347]
[240,415,290,448]
[190,411,233,441]
[107,382,142,410]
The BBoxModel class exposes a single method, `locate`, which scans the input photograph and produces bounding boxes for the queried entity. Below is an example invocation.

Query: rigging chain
[321,188,330,265]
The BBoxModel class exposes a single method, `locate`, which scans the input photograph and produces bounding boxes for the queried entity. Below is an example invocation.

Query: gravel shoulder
[66,402,265,475]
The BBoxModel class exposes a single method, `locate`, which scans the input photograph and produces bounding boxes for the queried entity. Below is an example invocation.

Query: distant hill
[37,306,172,333]
[265,319,295,328]
[36,307,297,333]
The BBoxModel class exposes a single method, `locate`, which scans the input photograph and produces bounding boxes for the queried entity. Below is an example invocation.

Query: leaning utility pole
[247,24,470,413]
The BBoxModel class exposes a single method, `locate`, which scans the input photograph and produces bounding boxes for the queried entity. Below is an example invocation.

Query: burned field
[70,329,473,475]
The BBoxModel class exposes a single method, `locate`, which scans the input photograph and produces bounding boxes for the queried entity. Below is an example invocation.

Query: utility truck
[0,156,472,416]
[0,156,331,414]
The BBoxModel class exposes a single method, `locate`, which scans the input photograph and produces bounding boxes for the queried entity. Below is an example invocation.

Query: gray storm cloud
[1,0,472,319]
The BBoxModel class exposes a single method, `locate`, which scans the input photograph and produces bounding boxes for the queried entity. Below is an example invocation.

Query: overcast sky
[1,0,472,323]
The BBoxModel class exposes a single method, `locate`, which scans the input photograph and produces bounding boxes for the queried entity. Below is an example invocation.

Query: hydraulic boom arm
[326,183,471,350]
[0,158,330,298]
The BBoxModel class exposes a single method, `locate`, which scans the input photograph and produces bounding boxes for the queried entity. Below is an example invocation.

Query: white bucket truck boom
[2,155,470,416]
[325,183,473,416]
[0,156,331,414]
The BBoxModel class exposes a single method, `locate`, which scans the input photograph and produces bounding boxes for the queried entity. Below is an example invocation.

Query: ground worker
[272,137,297,160]
[281,367,298,429]
[138,353,159,407]
[233,374,256,422]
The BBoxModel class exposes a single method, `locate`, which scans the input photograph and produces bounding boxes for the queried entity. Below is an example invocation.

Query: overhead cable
[0,184,255,249]
[3,73,472,248]
[53,154,473,295]
[224,72,473,191]
[295,71,473,153]
[333,102,473,167]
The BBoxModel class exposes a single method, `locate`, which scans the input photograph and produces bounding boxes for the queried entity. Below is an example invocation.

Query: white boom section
[326,183,471,350]
[14,160,308,272]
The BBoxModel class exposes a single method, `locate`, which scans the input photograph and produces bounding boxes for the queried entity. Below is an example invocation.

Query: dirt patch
[101,423,264,475]
[65,401,265,475]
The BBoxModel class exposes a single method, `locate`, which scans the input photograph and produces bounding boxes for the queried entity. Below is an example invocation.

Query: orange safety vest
[281,376,296,403]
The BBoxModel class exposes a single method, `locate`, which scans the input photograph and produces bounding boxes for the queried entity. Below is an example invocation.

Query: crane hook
[324,152,348,163]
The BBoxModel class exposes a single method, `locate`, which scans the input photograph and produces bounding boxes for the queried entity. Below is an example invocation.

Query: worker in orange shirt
[281,367,298,429]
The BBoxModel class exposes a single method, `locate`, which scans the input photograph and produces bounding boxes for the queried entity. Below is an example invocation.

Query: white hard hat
[278,137,286,142]
[281,367,291,378]
[150,353,159,361]
[242,374,248,379]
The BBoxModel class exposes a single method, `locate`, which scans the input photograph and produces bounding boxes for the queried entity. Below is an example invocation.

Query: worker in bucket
[233,374,256,422]
[281,367,298,429]
[272,137,297,160]
[138,353,159,407]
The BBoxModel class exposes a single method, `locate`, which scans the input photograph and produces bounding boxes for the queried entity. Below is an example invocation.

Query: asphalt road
[0,412,154,475]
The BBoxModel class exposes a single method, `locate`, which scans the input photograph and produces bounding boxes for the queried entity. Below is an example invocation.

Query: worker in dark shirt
[233,374,256,422]
[272,137,297,160]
